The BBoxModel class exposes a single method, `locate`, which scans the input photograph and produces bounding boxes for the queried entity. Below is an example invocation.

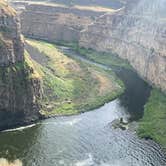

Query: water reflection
[0,99,165,165]
[115,68,151,121]
[0,48,165,166]
[0,124,41,163]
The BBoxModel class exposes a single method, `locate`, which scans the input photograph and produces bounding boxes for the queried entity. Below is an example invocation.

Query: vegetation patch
[25,39,124,116]
[137,89,166,148]
[57,40,166,148]
[55,41,132,69]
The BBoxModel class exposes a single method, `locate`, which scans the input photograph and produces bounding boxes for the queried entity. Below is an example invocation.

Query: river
[0,47,165,166]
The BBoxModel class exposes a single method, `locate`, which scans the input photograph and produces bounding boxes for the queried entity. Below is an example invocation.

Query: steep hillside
[25,39,124,116]
[0,0,41,130]
[80,1,166,92]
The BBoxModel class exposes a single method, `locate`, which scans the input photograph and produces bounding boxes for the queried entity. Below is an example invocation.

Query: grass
[25,39,124,116]
[55,40,132,69]
[76,47,132,69]
[137,89,166,148]
[24,51,42,79]
[56,40,166,148]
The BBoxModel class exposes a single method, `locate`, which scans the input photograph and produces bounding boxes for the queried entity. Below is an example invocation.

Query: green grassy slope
[25,39,124,116]
[55,41,132,69]
[137,89,166,148]
[75,47,132,69]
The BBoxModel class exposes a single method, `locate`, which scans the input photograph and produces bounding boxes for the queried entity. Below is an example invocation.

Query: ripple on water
[0,100,165,166]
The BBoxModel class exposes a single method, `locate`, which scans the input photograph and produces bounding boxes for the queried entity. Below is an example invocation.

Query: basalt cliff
[20,2,116,43]
[0,0,41,130]
[11,1,116,42]
[80,0,166,92]
[12,0,166,92]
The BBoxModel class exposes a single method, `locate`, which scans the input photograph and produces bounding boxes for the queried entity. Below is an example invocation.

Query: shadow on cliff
[0,63,41,131]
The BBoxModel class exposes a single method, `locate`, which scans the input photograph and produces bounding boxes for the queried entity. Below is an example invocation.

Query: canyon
[0,0,124,129]
[0,1,165,164]
[19,2,115,43]
[14,0,166,93]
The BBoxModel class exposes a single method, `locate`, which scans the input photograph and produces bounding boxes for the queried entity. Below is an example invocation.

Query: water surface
[0,48,165,166]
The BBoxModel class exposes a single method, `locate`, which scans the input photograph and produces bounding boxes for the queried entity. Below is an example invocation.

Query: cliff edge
[0,0,41,130]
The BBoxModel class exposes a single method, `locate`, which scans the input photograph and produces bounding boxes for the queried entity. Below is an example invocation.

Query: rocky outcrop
[0,1,24,66]
[80,1,166,92]
[0,0,41,130]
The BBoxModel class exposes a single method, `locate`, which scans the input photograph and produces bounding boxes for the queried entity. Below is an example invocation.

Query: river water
[0,47,166,166]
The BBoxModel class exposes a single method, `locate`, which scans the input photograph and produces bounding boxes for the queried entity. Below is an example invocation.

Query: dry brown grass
[26,39,81,76]
[25,38,124,115]
[92,70,114,95]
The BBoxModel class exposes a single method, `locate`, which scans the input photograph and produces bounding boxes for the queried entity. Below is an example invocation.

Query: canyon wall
[0,0,41,130]
[80,2,166,92]
[15,1,166,92]
[20,3,114,42]
[21,4,103,42]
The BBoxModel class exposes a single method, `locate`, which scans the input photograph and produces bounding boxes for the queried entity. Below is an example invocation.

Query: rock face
[13,0,166,92]
[20,3,113,42]
[80,1,166,92]
[0,1,24,66]
[0,0,41,130]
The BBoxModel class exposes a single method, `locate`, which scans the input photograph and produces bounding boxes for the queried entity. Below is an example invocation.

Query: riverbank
[55,41,132,70]
[1,98,165,166]
[25,39,125,116]
[74,45,166,148]
[137,89,166,148]
[59,42,166,148]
